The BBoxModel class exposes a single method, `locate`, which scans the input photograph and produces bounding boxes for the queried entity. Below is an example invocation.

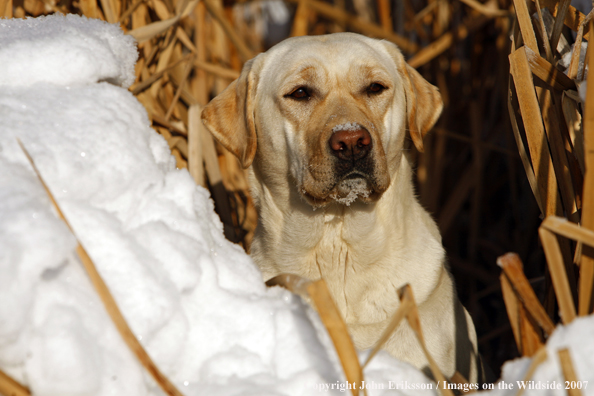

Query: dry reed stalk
[397,285,454,396]
[558,348,582,396]
[194,59,240,80]
[18,141,185,396]
[579,19,594,317]
[266,274,364,396]
[132,53,193,95]
[376,0,391,31]
[499,269,520,343]
[515,347,547,396]
[284,0,417,53]
[538,88,579,222]
[508,80,545,214]
[0,368,30,396]
[499,267,543,356]
[538,0,590,40]
[188,104,205,187]
[538,223,577,324]
[128,14,180,43]
[509,46,560,216]
[524,47,575,91]
[458,0,509,18]
[548,0,571,52]
[165,54,195,120]
[566,12,592,80]
[408,15,490,68]
[532,0,553,62]
[291,0,310,37]
[203,0,252,62]
[362,289,414,368]
[498,253,556,335]
[0,0,12,17]
[512,0,538,53]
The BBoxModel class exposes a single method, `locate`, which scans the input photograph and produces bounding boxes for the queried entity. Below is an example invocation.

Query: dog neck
[249,154,445,324]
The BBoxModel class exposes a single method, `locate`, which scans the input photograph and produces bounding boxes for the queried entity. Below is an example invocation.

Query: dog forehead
[259,34,398,85]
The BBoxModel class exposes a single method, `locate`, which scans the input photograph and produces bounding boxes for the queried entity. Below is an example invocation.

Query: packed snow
[0,14,440,396]
[482,315,594,396]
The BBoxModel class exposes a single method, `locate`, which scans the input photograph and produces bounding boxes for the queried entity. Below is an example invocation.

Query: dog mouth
[301,171,382,208]
[328,173,372,206]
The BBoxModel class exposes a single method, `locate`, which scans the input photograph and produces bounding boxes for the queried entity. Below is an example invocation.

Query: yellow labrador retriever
[202,33,482,383]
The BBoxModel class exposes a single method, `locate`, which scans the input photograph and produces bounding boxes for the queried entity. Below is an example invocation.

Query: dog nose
[329,127,372,161]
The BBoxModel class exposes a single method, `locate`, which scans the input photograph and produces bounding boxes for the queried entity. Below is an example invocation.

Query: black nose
[329,127,372,161]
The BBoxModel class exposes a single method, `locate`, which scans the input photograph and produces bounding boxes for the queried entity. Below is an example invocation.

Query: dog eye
[286,87,311,100]
[367,83,387,94]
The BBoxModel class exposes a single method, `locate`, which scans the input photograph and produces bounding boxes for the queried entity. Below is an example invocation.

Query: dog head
[202,33,442,208]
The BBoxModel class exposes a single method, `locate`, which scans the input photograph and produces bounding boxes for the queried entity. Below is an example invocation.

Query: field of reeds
[1,0,593,394]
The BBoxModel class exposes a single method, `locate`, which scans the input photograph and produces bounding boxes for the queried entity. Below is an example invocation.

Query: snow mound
[0,14,137,87]
[483,315,594,396]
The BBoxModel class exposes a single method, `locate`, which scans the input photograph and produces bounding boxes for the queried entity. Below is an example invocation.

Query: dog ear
[384,42,443,152]
[201,56,262,168]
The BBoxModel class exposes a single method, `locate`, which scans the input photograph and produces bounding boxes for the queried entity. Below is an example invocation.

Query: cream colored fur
[202,33,482,383]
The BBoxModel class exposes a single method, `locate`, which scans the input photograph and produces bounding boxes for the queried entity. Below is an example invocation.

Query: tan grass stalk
[538,0,590,40]
[408,15,489,68]
[500,272,522,351]
[203,0,253,62]
[542,216,594,246]
[165,54,195,120]
[561,94,585,174]
[507,79,545,214]
[549,0,571,52]
[118,0,143,23]
[538,88,579,222]
[128,15,181,43]
[558,348,582,396]
[498,253,556,335]
[376,0,392,31]
[188,104,205,187]
[499,270,543,356]
[512,0,538,53]
[18,140,185,396]
[523,46,575,91]
[579,19,594,316]
[458,0,509,18]
[532,0,553,62]
[566,12,591,80]
[0,0,12,17]
[152,113,187,135]
[0,368,30,396]
[267,274,364,396]
[98,0,116,22]
[362,290,413,368]
[291,0,310,37]
[516,347,547,396]
[509,46,559,216]
[79,0,98,18]
[194,59,240,80]
[397,285,454,396]
[131,53,193,95]
[284,0,417,53]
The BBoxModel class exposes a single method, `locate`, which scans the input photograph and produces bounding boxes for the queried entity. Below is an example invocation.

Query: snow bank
[0,14,137,87]
[483,315,594,396]
[0,14,437,396]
